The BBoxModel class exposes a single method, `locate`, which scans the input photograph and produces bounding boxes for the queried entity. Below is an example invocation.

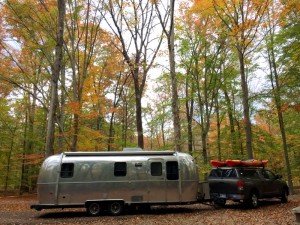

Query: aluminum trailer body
[31,150,200,215]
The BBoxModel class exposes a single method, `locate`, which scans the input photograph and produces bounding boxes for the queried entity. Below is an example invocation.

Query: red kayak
[211,159,268,167]
[225,159,242,167]
[210,160,226,167]
[241,159,268,167]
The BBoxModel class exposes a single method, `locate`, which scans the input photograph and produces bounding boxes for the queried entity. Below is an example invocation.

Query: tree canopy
[0,0,299,193]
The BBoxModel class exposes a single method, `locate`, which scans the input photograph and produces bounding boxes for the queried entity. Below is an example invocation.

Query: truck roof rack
[64,150,176,157]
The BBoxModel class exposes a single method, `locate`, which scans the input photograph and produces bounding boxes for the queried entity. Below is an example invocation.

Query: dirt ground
[0,193,300,225]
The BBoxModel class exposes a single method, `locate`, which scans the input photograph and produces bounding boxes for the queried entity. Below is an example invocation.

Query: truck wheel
[214,199,226,208]
[281,188,288,203]
[247,191,259,209]
[108,201,123,216]
[86,202,102,216]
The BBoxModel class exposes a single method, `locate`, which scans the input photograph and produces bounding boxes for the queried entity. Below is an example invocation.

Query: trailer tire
[86,202,102,216]
[108,201,123,216]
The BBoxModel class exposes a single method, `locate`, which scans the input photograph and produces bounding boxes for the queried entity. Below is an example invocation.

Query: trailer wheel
[86,202,102,216]
[108,201,123,216]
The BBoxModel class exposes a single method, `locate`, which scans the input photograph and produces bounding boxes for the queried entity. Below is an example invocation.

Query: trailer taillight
[237,181,245,191]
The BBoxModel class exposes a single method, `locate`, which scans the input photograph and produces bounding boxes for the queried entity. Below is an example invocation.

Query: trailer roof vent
[123,147,143,152]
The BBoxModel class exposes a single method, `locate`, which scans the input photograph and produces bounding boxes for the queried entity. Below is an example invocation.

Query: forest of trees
[0,0,299,194]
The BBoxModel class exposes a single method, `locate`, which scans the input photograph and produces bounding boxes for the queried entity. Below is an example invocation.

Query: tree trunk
[275,100,294,194]
[201,131,208,163]
[168,0,181,152]
[237,50,253,159]
[185,81,194,155]
[215,94,221,161]
[224,89,238,155]
[161,122,165,148]
[235,119,244,156]
[20,103,29,194]
[135,90,144,149]
[122,102,128,148]
[108,112,115,151]
[45,80,58,157]
[5,126,16,195]
[107,0,163,151]
[267,37,294,194]
[71,114,79,152]
[58,64,65,153]
[27,86,37,191]
[45,0,65,158]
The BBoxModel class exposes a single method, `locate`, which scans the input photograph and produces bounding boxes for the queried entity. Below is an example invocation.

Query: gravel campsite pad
[0,193,300,224]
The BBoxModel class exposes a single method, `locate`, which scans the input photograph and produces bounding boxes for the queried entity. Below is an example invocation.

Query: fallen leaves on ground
[0,194,299,224]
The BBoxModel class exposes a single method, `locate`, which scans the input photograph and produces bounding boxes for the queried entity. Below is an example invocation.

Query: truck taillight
[237,181,245,191]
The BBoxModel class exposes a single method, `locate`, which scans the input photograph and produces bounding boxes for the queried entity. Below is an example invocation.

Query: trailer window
[151,162,162,176]
[60,163,74,178]
[114,162,127,176]
[166,161,179,180]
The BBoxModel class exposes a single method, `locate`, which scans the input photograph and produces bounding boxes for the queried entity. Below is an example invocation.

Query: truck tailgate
[209,178,239,194]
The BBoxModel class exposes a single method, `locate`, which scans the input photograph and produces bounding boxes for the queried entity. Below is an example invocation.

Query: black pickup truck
[208,166,289,208]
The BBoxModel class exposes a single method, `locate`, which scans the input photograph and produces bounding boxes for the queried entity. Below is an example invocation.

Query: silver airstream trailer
[31,149,204,216]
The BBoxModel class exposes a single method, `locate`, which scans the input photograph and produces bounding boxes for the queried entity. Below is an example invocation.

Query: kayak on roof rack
[210,160,226,167]
[210,159,268,167]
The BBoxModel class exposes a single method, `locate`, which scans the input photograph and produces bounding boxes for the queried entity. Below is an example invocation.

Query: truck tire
[108,201,123,216]
[214,198,226,208]
[247,191,259,209]
[86,202,102,216]
[281,188,288,203]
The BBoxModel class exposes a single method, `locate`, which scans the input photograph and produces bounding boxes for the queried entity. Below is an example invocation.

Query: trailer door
[166,161,180,202]
[57,162,74,205]
[148,159,166,203]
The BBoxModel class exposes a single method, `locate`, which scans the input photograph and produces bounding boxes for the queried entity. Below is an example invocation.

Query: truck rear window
[209,168,237,178]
